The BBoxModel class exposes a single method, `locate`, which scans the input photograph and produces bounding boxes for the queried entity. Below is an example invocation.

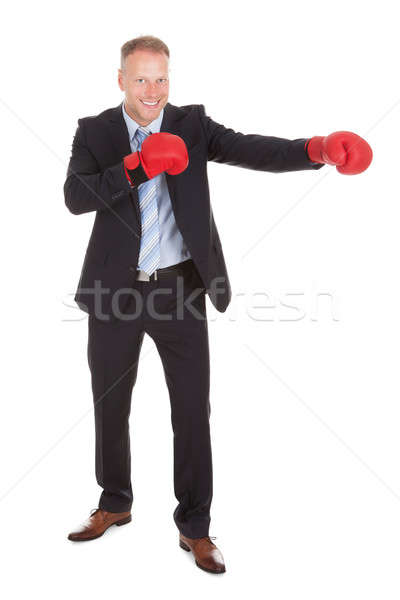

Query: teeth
[142,100,158,106]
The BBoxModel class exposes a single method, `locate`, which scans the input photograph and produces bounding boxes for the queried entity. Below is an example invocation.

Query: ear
[117,69,124,92]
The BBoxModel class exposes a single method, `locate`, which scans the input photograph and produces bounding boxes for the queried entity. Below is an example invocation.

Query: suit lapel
[107,101,183,212]
[107,100,181,157]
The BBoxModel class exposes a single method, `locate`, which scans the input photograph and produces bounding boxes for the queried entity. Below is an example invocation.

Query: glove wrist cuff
[306,136,325,163]
[124,160,149,188]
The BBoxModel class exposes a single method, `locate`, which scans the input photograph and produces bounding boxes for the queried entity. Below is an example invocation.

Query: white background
[0,0,398,597]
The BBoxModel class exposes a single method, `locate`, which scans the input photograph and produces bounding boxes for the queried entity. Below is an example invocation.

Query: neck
[123,100,151,127]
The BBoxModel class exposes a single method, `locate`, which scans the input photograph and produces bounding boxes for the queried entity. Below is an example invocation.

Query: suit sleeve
[64,119,132,215]
[198,104,324,173]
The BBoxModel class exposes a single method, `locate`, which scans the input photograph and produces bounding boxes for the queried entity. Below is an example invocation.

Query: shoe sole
[179,539,226,574]
[68,514,132,542]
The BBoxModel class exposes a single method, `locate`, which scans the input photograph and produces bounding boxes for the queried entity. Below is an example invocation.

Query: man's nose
[146,83,158,96]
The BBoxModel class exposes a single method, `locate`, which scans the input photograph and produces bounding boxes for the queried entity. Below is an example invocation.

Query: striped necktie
[134,126,161,276]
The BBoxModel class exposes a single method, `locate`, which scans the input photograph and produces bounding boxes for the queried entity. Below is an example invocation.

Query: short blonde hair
[120,35,170,70]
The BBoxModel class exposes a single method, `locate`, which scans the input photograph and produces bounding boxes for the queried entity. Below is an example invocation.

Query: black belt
[135,259,193,282]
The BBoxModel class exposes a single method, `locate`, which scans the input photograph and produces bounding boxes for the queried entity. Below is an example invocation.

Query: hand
[306,131,373,175]
[123,132,189,187]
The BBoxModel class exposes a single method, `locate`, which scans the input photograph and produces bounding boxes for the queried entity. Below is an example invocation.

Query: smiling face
[118,49,170,126]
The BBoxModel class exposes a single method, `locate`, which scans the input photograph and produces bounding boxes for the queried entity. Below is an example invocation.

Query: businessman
[64,35,372,574]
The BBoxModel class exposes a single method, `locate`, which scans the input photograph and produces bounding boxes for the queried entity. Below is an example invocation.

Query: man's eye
[135,79,168,84]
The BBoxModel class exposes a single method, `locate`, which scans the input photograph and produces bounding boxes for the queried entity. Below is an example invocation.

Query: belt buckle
[136,270,149,281]
[137,269,158,282]
[149,270,158,281]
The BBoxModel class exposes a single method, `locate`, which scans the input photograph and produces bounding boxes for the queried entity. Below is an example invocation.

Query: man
[64,36,372,574]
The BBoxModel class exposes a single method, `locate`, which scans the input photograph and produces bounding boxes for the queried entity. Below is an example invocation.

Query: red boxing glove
[124,132,189,187]
[305,131,373,175]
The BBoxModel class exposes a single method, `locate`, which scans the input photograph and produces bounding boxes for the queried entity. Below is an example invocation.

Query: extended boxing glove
[305,131,373,175]
[123,132,189,187]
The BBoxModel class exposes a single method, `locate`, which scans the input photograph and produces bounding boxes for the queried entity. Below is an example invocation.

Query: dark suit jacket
[64,101,323,319]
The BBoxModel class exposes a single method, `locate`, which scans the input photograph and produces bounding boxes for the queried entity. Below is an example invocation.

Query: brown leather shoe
[68,508,131,542]
[179,533,226,573]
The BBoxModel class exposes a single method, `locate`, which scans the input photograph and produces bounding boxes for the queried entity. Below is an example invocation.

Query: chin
[141,107,163,120]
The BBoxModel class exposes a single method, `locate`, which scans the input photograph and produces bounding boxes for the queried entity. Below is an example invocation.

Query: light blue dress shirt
[122,101,191,268]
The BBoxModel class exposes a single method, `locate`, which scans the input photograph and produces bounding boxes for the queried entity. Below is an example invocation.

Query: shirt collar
[122,100,164,142]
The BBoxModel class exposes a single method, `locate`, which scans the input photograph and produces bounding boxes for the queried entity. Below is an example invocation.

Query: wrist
[123,153,149,187]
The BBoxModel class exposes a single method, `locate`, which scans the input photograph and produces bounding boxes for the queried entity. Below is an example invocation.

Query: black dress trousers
[87,259,213,539]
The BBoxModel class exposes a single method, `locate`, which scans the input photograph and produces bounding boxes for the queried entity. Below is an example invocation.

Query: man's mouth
[140,99,160,108]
